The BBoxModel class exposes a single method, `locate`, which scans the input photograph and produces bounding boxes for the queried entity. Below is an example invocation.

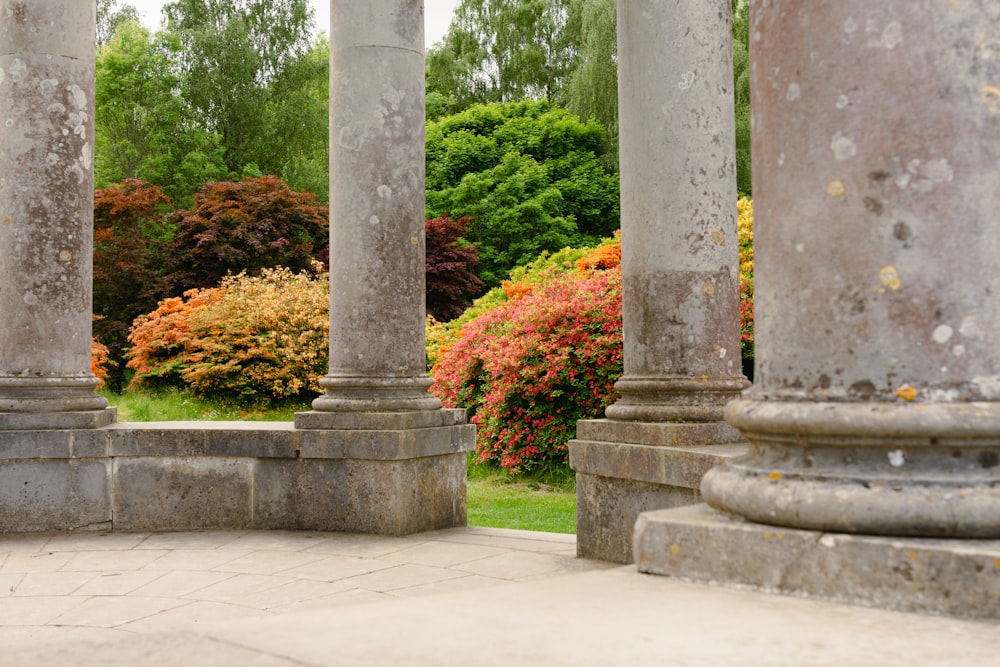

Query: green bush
[426,100,620,286]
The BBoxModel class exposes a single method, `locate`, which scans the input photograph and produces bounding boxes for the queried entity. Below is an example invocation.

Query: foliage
[100,387,304,422]
[732,0,752,196]
[431,267,623,474]
[97,0,140,47]
[162,0,316,175]
[737,197,754,358]
[426,0,576,109]
[426,234,618,369]
[92,338,113,387]
[93,179,173,390]
[261,36,330,201]
[425,215,485,321]
[95,19,229,206]
[426,100,620,286]
[163,176,328,294]
[127,266,329,403]
[561,0,618,169]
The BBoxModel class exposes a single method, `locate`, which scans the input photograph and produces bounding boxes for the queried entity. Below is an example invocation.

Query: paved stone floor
[0,526,995,666]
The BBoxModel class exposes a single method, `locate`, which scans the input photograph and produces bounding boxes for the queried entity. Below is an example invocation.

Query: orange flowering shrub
[91,338,113,387]
[127,266,329,403]
[431,269,623,473]
[575,242,621,272]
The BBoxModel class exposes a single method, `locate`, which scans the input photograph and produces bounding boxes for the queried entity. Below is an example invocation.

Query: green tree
[162,0,316,174]
[95,19,229,205]
[560,0,618,170]
[260,36,330,201]
[426,101,619,287]
[97,0,140,46]
[426,0,576,110]
[732,0,752,196]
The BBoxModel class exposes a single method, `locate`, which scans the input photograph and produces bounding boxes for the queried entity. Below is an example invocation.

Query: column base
[705,399,1000,538]
[0,407,116,430]
[634,503,1000,619]
[311,376,442,412]
[569,418,747,563]
[0,376,114,429]
[292,407,476,534]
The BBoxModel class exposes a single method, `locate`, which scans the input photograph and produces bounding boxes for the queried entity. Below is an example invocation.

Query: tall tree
[260,36,330,201]
[97,0,140,46]
[426,0,577,110]
[732,0,752,195]
[561,0,617,169]
[162,0,315,174]
[95,19,229,205]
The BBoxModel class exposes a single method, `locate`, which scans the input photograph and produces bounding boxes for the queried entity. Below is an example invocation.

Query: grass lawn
[101,389,577,534]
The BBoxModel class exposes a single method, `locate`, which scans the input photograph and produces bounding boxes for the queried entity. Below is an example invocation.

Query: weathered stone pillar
[293,0,473,535]
[635,1,1000,618]
[0,0,113,429]
[701,0,1000,539]
[569,0,748,563]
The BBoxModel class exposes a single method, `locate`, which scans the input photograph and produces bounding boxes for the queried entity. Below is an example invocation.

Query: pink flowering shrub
[431,269,622,473]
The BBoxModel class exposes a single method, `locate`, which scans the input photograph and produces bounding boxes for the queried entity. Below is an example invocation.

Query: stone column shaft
[313,0,440,413]
[0,0,111,428]
[569,0,748,563]
[702,0,1000,537]
[607,0,748,421]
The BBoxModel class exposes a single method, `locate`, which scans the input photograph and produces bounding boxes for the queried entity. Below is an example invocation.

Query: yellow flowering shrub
[128,266,329,403]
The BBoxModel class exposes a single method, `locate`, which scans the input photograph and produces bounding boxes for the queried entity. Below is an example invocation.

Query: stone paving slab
[0,527,995,666]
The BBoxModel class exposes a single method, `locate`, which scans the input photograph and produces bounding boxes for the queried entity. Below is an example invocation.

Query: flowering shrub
[127,266,329,403]
[737,197,754,359]
[431,269,623,473]
[93,179,172,390]
[91,338,112,387]
[426,235,619,368]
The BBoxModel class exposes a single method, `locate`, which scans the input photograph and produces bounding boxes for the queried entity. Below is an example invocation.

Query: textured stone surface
[570,439,747,489]
[704,0,1000,537]
[577,472,699,564]
[0,459,111,532]
[298,424,474,460]
[569,0,748,564]
[607,0,747,422]
[635,504,1000,619]
[255,453,468,535]
[0,422,471,534]
[314,0,438,413]
[0,0,109,424]
[571,438,746,563]
[113,457,255,531]
[295,408,467,431]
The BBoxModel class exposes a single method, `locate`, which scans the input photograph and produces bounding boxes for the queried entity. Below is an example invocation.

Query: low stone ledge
[109,422,298,458]
[294,408,467,431]
[0,419,475,535]
[299,424,475,460]
[634,503,1000,619]
[570,439,747,489]
[576,419,744,447]
[569,433,748,565]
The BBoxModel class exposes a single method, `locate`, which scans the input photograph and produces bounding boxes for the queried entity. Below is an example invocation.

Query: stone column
[569,0,749,563]
[292,0,473,535]
[309,0,439,415]
[0,0,113,429]
[700,0,1000,538]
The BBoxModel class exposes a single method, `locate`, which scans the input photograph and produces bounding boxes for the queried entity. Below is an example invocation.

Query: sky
[127,0,459,47]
